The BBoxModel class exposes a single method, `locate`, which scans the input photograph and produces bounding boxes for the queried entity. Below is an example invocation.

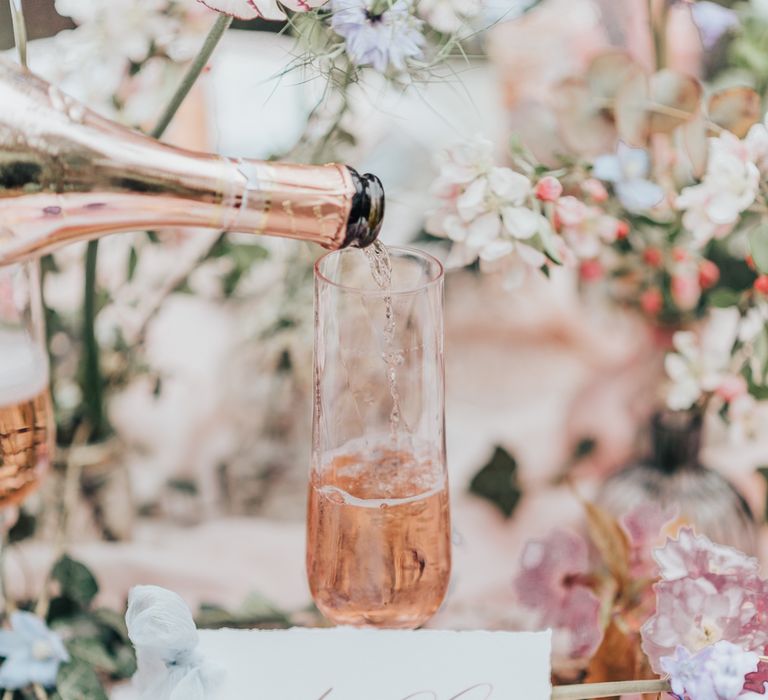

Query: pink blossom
[581,178,609,203]
[620,503,677,579]
[515,529,603,662]
[556,198,619,259]
[555,196,588,227]
[653,528,759,582]
[699,260,721,289]
[640,288,664,315]
[671,273,702,312]
[534,176,563,202]
[579,259,603,282]
[716,375,748,403]
[197,0,325,21]
[641,529,768,673]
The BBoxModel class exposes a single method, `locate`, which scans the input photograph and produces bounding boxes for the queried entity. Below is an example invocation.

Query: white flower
[427,136,556,276]
[677,132,761,246]
[555,196,618,259]
[331,0,425,73]
[417,0,482,33]
[665,320,739,411]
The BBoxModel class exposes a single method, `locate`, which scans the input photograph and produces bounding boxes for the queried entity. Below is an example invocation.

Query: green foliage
[54,658,108,700]
[196,592,292,629]
[52,556,99,609]
[750,224,768,274]
[757,467,768,522]
[41,556,136,697]
[468,446,523,518]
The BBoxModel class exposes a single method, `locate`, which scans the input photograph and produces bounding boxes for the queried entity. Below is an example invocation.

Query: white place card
[197,627,552,700]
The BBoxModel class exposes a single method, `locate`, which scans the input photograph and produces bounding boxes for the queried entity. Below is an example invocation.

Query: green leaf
[196,592,291,629]
[749,225,768,274]
[468,446,522,518]
[65,638,117,674]
[708,288,742,308]
[56,658,108,700]
[52,556,99,609]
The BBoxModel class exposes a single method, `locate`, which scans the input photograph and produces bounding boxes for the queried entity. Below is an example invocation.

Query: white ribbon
[126,585,224,700]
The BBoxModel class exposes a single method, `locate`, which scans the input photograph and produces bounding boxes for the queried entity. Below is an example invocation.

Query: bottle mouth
[342,169,385,249]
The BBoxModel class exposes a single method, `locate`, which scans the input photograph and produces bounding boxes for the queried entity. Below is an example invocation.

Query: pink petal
[197,0,286,20]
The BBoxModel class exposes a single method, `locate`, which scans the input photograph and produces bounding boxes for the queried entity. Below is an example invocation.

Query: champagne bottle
[0,58,384,265]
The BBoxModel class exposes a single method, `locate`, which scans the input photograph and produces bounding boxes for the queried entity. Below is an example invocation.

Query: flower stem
[81,240,104,439]
[552,679,671,699]
[151,14,233,139]
[78,13,233,440]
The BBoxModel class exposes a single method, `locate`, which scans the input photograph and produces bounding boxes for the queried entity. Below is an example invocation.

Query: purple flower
[661,642,759,700]
[331,0,425,73]
[691,1,739,50]
[592,142,664,213]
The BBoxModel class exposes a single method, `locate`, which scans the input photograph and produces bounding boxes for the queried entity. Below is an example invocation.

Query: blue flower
[691,1,739,50]
[331,0,425,73]
[592,142,664,213]
[0,612,69,690]
[660,642,759,700]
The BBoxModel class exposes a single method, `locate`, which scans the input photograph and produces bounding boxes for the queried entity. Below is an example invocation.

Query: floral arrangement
[427,0,768,434]
[517,501,768,699]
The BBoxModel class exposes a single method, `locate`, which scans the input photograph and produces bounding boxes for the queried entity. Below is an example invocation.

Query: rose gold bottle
[308,246,450,629]
[0,58,384,265]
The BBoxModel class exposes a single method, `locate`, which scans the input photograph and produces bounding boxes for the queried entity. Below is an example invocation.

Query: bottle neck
[231,161,379,249]
[0,59,384,264]
[650,409,703,472]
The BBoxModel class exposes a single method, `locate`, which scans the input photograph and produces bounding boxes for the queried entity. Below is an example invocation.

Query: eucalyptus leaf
[468,446,522,519]
[708,87,761,138]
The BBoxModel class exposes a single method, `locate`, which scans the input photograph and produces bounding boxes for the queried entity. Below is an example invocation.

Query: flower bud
[640,288,663,315]
[698,260,720,289]
[535,176,563,202]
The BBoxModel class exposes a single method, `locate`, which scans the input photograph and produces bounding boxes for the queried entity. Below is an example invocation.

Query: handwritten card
[197,627,552,699]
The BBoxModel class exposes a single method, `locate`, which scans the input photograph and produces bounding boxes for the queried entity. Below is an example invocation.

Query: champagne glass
[307,245,450,629]
[0,261,52,510]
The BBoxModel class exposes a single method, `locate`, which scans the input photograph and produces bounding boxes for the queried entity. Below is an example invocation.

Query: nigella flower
[661,642,759,700]
[331,0,425,73]
[0,612,69,690]
[592,142,664,213]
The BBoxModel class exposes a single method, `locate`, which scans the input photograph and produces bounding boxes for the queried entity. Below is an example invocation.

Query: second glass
[307,246,449,629]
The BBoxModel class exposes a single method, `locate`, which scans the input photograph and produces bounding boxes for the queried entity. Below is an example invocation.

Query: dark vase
[597,410,758,554]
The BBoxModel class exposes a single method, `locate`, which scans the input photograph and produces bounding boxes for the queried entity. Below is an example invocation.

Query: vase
[596,410,758,555]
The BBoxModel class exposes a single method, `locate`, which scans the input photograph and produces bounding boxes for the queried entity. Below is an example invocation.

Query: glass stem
[78,13,233,440]
[9,0,27,69]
